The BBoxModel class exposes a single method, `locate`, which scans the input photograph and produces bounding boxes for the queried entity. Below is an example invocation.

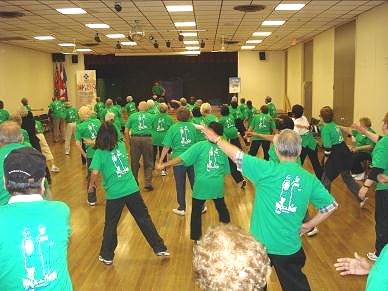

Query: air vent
[0,36,28,41]
[0,11,25,18]
[233,5,265,12]
[224,40,239,45]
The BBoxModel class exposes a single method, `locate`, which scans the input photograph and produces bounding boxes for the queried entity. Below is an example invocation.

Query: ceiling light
[262,20,285,26]
[252,31,272,37]
[58,43,75,47]
[121,41,137,46]
[180,32,197,37]
[182,50,200,55]
[174,22,196,27]
[94,33,101,43]
[106,33,125,39]
[76,48,92,52]
[166,40,171,48]
[153,41,159,49]
[56,8,87,15]
[33,36,55,40]
[246,40,262,44]
[116,41,122,49]
[148,35,154,41]
[186,46,200,50]
[200,40,205,48]
[166,5,193,12]
[86,23,110,29]
[275,3,305,11]
[241,45,255,49]
[114,1,122,12]
[183,40,199,45]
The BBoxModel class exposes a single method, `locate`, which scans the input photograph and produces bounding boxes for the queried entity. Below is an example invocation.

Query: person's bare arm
[156,157,182,170]
[88,170,99,193]
[299,207,337,236]
[351,123,379,143]
[334,253,372,276]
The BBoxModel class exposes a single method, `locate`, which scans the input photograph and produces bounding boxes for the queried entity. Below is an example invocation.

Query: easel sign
[229,77,241,94]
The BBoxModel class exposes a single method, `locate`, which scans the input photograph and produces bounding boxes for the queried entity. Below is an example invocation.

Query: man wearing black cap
[0,147,72,290]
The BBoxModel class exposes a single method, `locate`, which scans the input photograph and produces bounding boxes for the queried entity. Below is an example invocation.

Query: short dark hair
[276,116,294,131]
[192,106,202,117]
[21,98,28,106]
[220,105,229,116]
[230,101,238,109]
[0,100,4,109]
[260,105,268,114]
[95,122,118,151]
[291,104,304,119]
[246,100,253,109]
[208,121,223,136]
[320,106,333,123]
[176,106,191,122]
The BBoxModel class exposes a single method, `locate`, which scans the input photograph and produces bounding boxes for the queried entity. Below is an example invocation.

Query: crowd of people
[0,87,386,290]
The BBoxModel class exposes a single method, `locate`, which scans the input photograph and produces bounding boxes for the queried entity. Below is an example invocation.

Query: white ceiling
[0,0,384,55]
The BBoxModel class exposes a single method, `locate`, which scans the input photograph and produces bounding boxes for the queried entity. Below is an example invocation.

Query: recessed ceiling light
[121,41,137,46]
[76,48,92,52]
[252,32,272,37]
[180,32,197,37]
[275,3,305,11]
[58,43,75,47]
[185,46,200,50]
[85,23,110,29]
[166,5,193,12]
[246,40,262,44]
[182,50,200,55]
[183,40,199,45]
[262,20,285,26]
[174,22,196,27]
[105,33,125,39]
[33,36,55,40]
[241,45,255,49]
[56,8,87,15]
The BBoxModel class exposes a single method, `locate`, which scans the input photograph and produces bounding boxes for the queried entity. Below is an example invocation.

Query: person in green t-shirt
[229,97,247,145]
[94,97,106,120]
[35,119,60,173]
[49,96,66,142]
[320,106,364,206]
[124,101,155,191]
[151,80,165,98]
[200,102,218,125]
[335,244,388,291]
[265,96,277,119]
[151,103,174,176]
[88,122,169,265]
[158,122,231,241]
[159,106,197,215]
[0,100,9,124]
[64,102,78,155]
[355,112,388,262]
[247,105,275,160]
[190,106,206,143]
[0,147,72,290]
[245,100,256,128]
[202,127,338,291]
[124,95,137,117]
[102,99,122,129]
[75,106,101,206]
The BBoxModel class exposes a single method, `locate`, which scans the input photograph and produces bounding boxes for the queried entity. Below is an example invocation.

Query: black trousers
[268,248,311,291]
[351,151,371,174]
[375,189,388,256]
[229,137,244,183]
[86,157,96,203]
[100,192,167,260]
[300,146,323,179]
[190,197,230,241]
[235,118,246,138]
[249,140,270,160]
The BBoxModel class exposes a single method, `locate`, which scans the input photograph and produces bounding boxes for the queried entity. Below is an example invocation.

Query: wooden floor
[46,133,375,291]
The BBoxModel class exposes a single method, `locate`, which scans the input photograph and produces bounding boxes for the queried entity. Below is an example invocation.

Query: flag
[54,63,60,98]
[59,62,68,99]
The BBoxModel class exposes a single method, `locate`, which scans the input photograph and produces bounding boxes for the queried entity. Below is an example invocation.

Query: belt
[131,134,151,137]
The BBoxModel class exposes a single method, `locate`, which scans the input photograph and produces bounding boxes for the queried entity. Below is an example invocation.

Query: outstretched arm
[156,156,182,170]
[352,123,379,143]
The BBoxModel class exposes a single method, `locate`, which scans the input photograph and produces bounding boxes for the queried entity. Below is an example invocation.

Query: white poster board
[229,77,241,94]
[76,70,96,106]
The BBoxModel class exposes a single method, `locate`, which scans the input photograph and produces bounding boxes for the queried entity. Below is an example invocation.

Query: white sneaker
[201,206,207,214]
[156,250,170,257]
[161,169,167,176]
[306,227,319,237]
[50,165,60,172]
[354,172,365,181]
[360,197,368,208]
[367,252,378,261]
[172,208,185,216]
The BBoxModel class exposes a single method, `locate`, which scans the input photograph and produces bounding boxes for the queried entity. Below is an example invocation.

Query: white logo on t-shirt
[112,149,129,178]
[275,175,301,214]
[180,126,191,145]
[206,146,220,172]
[137,114,148,130]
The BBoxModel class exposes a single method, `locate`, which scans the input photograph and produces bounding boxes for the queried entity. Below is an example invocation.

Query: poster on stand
[76,70,96,106]
[229,77,240,94]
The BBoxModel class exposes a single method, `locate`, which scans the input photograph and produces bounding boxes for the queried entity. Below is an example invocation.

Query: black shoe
[144,185,154,191]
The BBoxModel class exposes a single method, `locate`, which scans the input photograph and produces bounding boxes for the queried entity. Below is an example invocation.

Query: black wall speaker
[52,53,65,62]
[259,51,266,61]
[72,55,78,64]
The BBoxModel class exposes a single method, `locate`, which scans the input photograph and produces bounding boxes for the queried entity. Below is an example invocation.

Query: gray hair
[273,129,301,158]
[0,121,22,145]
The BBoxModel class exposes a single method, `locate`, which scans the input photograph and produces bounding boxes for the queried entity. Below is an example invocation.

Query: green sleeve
[309,176,336,209]
[321,126,332,149]
[89,150,101,171]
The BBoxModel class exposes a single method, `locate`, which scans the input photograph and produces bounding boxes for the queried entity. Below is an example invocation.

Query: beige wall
[64,54,85,109]
[286,43,303,106]
[312,29,335,118]
[354,2,388,134]
[238,51,286,110]
[0,44,53,115]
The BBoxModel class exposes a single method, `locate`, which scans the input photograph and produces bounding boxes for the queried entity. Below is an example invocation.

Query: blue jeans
[172,165,194,210]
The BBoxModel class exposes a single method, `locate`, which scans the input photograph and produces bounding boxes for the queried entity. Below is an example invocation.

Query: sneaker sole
[98,256,113,265]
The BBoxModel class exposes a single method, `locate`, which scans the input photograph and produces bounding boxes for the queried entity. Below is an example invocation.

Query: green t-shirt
[190,116,206,142]
[125,111,154,135]
[0,109,9,123]
[371,135,388,190]
[49,100,66,119]
[246,107,257,125]
[35,120,44,134]
[152,113,174,146]
[90,142,139,199]
[267,102,277,119]
[351,128,376,152]
[162,121,196,159]
[180,141,230,199]
[152,85,164,96]
[321,121,344,149]
[242,154,335,255]
[65,107,78,123]
[237,103,247,119]
[228,105,238,119]
[94,102,105,120]
[366,244,388,290]
[219,115,238,140]
[21,128,30,144]
[125,102,136,115]
[301,131,317,150]
[250,113,275,140]
[0,143,28,205]
[203,114,218,126]
[75,117,101,158]
[0,198,72,290]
